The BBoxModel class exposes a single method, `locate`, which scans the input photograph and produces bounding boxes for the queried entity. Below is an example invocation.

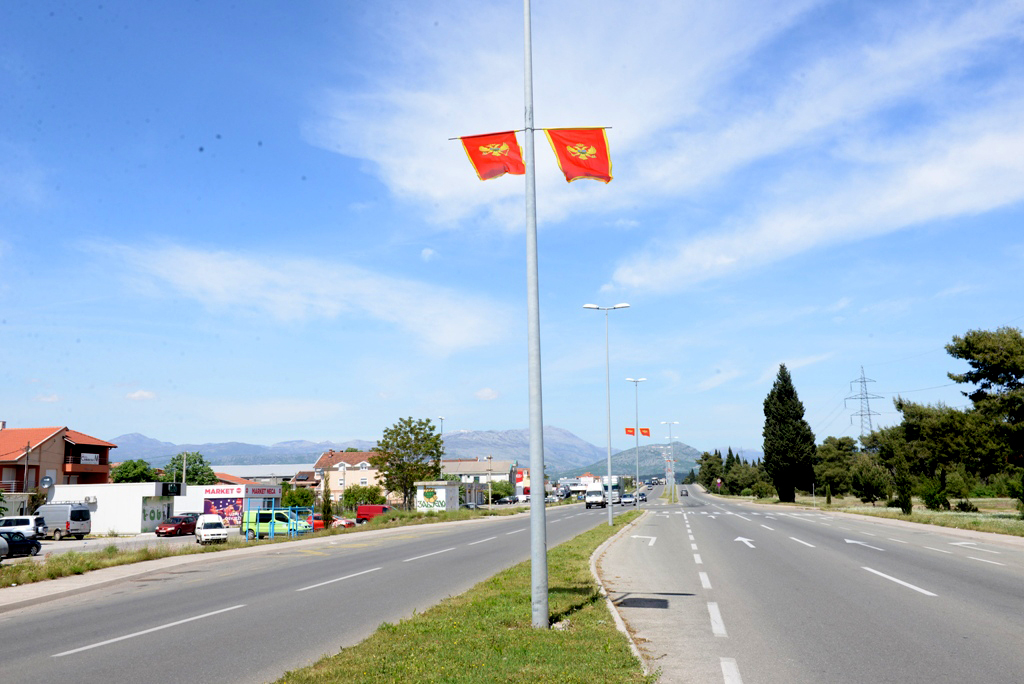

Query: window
[360,463,369,470]
[360,478,368,486]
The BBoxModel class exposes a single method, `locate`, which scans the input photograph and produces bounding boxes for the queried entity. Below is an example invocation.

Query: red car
[307,514,325,531]
[155,515,197,536]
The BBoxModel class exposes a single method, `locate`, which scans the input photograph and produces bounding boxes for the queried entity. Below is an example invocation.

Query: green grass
[277,511,652,684]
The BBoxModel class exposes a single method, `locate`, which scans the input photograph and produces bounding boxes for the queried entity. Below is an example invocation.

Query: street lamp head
[612,303,630,309]
[582,303,599,310]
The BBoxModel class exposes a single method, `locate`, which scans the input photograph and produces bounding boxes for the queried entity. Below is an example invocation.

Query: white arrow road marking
[862,567,937,596]
[846,539,884,551]
[790,537,815,548]
[708,602,728,637]
[631,535,657,546]
[951,542,1000,554]
[735,537,756,548]
[53,604,247,657]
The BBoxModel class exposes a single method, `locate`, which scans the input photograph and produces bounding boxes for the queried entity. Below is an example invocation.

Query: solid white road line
[699,571,712,589]
[403,547,456,563]
[506,528,526,535]
[734,514,752,521]
[924,546,953,554]
[887,538,909,543]
[708,602,728,637]
[468,536,497,546]
[862,567,937,596]
[761,525,774,531]
[694,553,703,565]
[297,567,381,592]
[53,604,246,657]
[721,657,743,684]
[968,556,1006,566]
[789,537,815,548]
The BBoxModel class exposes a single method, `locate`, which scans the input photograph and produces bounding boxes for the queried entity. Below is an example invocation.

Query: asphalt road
[0,502,638,684]
[600,486,1024,684]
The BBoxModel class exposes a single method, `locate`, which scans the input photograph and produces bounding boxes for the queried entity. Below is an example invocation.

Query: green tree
[161,452,219,485]
[683,469,697,485]
[111,459,160,483]
[696,450,723,490]
[762,364,816,502]
[319,479,334,528]
[488,480,514,503]
[371,417,443,509]
[282,487,315,508]
[851,453,890,505]
[892,452,914,514]
[341,484,386,509]
[814,436,857,496]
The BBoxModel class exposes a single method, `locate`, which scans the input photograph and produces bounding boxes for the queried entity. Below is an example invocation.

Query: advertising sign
[204,498,243,526]
[415,482,459,512]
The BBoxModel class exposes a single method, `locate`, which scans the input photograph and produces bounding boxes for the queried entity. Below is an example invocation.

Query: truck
[585,483,607,509]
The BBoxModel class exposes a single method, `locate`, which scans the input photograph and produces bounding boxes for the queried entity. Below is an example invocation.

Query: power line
[846,366,882,436]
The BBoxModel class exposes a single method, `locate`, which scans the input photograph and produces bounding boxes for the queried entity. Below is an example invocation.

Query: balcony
[0,479,26,494]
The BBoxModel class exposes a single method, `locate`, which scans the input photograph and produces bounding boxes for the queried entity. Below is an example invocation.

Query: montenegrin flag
[460,131,525,180]
[640,428,651,437]
[544,127,612,183]
[625,427,636,436]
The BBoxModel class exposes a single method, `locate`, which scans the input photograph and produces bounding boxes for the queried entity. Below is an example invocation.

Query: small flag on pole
[544,128,612,183]
[625,428,636,436]
[640,428,651,437]
[459,131,525,180]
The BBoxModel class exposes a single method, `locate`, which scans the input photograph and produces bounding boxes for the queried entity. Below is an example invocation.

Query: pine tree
[762,364,816,502]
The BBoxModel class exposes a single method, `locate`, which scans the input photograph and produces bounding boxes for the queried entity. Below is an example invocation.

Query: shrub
[919,479,950,511]
[751,481,776,499]
[955,499,979,512]
[740,488,753,497]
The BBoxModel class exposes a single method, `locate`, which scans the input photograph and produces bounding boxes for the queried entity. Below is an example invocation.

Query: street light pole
[626,377,646,496]
[662,420,678,500]
[584,302,630,526]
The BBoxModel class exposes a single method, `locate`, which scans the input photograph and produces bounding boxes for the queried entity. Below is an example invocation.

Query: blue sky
[3,1,1024,457]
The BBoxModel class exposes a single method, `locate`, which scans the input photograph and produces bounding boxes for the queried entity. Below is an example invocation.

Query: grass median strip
[277,510,652,684]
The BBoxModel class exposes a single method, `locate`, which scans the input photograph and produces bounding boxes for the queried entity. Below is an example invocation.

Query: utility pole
[846,366,881,436]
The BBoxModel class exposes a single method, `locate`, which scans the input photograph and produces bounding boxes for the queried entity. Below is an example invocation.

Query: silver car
[0,515,48,539]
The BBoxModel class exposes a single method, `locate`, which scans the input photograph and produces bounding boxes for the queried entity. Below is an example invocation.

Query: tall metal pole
[522,0,548,629]
[627,378,646,495]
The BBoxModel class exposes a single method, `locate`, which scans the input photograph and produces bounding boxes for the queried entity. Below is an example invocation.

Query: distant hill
[440,426,606,471]
[550,441,702,481]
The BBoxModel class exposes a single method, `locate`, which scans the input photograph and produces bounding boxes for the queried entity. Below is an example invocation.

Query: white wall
[49,482,164,535]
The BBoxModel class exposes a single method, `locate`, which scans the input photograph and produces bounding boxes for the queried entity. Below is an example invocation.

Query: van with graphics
[35,502,91,540]
[240,510,312,540]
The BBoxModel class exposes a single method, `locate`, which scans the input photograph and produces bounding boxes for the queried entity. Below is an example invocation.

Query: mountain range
[108,427,715,477]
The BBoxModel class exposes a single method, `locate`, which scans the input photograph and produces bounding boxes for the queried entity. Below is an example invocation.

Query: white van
[34,502,91,540]
[585,484,607,509]
[195,514,229,545]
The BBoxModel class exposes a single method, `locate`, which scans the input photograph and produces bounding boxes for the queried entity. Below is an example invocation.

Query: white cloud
[126,390,156,401]
[101,243,511,355]
[475,387,499,401]
[420,248,437,262]
[696,369,743,392]
[34,394,59,403]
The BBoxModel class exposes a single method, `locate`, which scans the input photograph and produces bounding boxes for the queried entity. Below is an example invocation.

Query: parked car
[355,504,392,524]
[545,495,558,503]
[495,496,514,505]
[331,518,356,528]
[155,515,197,537]
[621,493,636,506]
[0,515,47,539]
[241,510,313,540]
[0,530,42,557]
[307,514,326,530]
[0,534,7,561]
[194,514,229,545]
[35,502,91,540]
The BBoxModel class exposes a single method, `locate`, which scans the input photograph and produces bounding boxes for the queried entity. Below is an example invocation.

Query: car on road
[0,530,42,557]
[680,488,688,496]
[194,514,229,545]
[621,493,636,506]
[0,515,47,539]
[155,515,197,537]
[638,492,647,502]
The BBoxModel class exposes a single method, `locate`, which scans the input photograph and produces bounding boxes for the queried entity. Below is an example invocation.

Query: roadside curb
[589,510,650,676]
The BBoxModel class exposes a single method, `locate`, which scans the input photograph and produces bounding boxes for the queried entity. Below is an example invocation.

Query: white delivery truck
[585,483,607,509]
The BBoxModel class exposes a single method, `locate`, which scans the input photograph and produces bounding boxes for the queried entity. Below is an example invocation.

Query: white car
[621,493,636,506]
[194,514,229,545]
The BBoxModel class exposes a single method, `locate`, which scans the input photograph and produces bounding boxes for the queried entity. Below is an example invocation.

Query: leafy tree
[111,459,160,483]
[683,469,697,485]
[161,452,219,485]
[282,487,315,508]
[696,450,723,490]
[762,364,816,502]
[814,436,857,496]
[892,452,914,514]
[319,479,334,528]
[488,480,514,502]
[345,447,361,452]
[342,484,386,510]
[370,417,443,509]
[751,481,776,499]
[851,453,890,505]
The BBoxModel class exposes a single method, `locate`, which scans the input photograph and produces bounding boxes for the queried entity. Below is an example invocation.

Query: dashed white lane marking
[296,566,381,592]
[691,543,698,550]
[689,534,695,541]
[789,537,815,548]
[53,604,247,657]
[734,514,752,521]
[721,657,743,684]
[694,553,703,565]
[761,525,774,531]
[699,571,712,589]
[708,602,728,637]
[969,556,1006,566]
[887,538,908,544]
[925,546,953,554]
[861,531,877,536]
[506,528,526,535]
[862,567,937,596]
[468,536,497,546]
[403,547,456,562]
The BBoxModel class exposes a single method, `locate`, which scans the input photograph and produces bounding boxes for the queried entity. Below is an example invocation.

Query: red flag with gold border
[460,131,525,180]
[625,427,636,436]
[544,128,612,183]
[640,428,651,437]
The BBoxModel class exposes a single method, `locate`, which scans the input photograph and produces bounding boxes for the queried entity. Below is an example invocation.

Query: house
[313,450,394,503]
[441,457,518,504]
[0,424,116,514]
